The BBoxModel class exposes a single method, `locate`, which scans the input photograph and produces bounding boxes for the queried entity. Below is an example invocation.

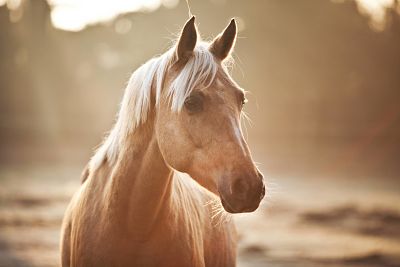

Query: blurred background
[1,0,400,266]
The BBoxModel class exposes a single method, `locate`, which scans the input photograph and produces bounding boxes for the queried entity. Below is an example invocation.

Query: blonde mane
[90,42,226,170]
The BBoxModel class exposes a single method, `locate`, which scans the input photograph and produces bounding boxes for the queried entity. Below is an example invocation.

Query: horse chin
[219,193,261,214]
[220,197,237,213]
[220,195,257,214]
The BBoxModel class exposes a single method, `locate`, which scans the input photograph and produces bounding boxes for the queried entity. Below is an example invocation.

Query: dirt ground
[0,164,399,267]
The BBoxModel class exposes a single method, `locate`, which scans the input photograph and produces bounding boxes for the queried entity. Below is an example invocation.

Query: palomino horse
[61,17,265,267]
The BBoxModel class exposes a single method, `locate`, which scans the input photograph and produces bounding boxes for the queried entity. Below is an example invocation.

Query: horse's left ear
[209,19,237,61]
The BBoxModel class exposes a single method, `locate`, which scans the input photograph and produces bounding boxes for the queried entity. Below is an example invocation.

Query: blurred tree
[0,0,399,179]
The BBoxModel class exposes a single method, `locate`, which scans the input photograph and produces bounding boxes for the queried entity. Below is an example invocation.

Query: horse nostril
[260,184,266,200]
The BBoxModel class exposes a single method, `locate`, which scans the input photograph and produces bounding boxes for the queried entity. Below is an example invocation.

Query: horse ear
[209,19,237,61]
[176,16,197,61]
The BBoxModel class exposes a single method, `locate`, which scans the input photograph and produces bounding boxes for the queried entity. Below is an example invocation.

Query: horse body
[62,181,236,267]
[61,120,236,267]
[62,183,236,266]
[61,17,264,267]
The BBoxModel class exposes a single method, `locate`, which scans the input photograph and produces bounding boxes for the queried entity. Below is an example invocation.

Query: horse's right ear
[176,16,197,62]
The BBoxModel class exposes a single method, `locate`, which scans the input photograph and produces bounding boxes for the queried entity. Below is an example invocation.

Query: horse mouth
[220,193,261,214]
[220,195,258,214]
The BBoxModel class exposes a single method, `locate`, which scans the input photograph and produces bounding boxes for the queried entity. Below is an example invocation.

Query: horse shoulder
[60,181,90,267]
[60,189,79,267]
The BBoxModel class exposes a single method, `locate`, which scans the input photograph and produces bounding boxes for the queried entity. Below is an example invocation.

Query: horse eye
[184,93,204,113]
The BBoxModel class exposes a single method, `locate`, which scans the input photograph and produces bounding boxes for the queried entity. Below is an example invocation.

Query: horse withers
[61,17,265,267]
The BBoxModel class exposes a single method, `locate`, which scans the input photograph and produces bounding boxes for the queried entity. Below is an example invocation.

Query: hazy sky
[47,0,179,31]
[0,0,398,31]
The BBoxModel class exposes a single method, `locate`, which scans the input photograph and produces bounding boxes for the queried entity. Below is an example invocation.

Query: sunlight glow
[5,0,21,10]
[1,0,398,32]
[355,0,396,30]
[47,0,179,32]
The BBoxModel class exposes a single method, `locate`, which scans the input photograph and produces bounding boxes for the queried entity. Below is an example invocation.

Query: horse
[60,16,265,267]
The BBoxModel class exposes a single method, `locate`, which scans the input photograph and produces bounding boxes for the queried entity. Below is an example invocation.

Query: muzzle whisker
[211,209,225,227]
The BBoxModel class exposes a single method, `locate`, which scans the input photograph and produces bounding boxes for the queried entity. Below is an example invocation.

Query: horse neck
[101,114,174,236]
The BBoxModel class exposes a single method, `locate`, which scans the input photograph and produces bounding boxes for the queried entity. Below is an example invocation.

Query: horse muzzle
[218,172,265,214]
